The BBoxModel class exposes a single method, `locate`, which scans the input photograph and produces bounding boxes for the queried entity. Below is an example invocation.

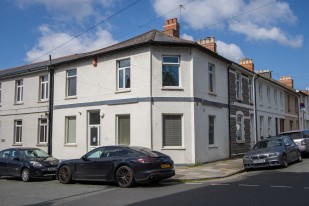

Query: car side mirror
[285,143,291,147]
[81,155,89,161]
[13,157,22,162]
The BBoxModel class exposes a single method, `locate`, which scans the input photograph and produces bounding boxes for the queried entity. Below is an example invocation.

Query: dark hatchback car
[0,148,59,182]
[57,145,175,188]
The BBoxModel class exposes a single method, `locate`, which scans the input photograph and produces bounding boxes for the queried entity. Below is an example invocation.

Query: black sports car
[57,146,175,187]
[0,148,59,182]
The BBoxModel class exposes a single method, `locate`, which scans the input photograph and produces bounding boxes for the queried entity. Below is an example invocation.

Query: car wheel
[115,165,135,188]
[297,151,303,162]
[58,165,72,184]
[282,154,288,168]
[21,168,31,182]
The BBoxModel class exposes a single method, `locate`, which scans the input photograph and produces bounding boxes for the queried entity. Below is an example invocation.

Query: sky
[0,0,308,90]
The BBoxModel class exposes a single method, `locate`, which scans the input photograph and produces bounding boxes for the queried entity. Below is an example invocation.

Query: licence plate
[161,163,171,168]
[253,159,265,164]
[47,167,56,171]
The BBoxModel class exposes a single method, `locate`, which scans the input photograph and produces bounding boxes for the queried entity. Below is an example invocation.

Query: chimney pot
[197,36,217,53]
[240,57,254,71]
[163,18,180,38]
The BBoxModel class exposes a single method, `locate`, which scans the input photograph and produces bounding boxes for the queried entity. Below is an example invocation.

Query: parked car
[0,147,59,182]
[279,130,309,155]
[243,136,302,170]
[57,145,175,188]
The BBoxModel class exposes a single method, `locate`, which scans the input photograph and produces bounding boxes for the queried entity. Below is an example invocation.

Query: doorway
[88,111,101,151]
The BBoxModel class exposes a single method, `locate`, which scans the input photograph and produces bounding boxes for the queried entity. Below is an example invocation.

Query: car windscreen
[280,132,302,140]
[253,139,283,149]
[20,149,49,159]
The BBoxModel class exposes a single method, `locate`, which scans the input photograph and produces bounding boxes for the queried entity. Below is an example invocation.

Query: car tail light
[137,157,158,163]
[301,140,307,145]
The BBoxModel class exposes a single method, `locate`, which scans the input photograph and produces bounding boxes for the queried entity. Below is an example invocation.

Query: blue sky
[0,0,308,89]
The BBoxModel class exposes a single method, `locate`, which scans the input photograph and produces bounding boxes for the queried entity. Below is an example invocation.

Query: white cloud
[216,40,245,62]
[25,25,116,62]
[181,34,194,41]
[152,0,303,47]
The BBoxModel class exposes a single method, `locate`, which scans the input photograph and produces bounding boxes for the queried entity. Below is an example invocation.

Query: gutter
[252,74,260,144]
[149,46,153,149]
[227,64,232,157]
[48,55,54,155]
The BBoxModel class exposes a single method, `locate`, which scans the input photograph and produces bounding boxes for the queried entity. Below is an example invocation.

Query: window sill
[236,140,245,144]
[208,92,217,96]
[12,143,22,146]
[115,88,131,94]
[64,143,77,147]
[14,102,24,105]
[208,145,218,149]
[37,143,48,147]
[38,100,49,103]
[161,147,185,150]
[65,96,77,100]
[161,87,184,91]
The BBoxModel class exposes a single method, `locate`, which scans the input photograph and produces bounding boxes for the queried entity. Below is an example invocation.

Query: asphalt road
[1,159,309,206]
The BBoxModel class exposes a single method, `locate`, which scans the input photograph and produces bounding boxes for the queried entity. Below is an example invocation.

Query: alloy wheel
[282,154,288,168]
[21,168,31,182]
[58,165,72,184]
[116,166,135,188]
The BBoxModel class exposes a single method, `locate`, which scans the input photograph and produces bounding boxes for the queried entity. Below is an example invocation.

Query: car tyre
[21,168,31,182]
[115,165,135,188]
[282,154,288,168]
[297,151,302,162]
[58,165,72,184]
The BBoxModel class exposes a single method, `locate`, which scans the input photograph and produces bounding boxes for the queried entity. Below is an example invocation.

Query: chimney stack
[279,76,294,88]
[197,37,217,53]
[240,58,254,72]
[256,70,272,79]
[163,18,179,38]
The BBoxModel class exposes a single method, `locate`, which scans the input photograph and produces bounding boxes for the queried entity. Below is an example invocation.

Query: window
[236,114,244,141]
[274,89,278,108]
[38,118,48,144]
[259,84,263,105]
[260,116,264,139]
[287,95,291,111]
[208,64,215,93]
[236,73,242,99]
[14,120,22,144]
[248,79,252,103]
[208,116,215,145]
[162,56,180,87]
[66,69,77,97]
[280,91,284,108]
[267,87,271,106]
[40,75,49,101]
[117,59,130,89]
[66,116,76,144]
[15,80,23,103]
[290,120,293,130]
[295,98,298,113]
[163,115,182,147]
[268,117,272,137]
[118,115,130,145]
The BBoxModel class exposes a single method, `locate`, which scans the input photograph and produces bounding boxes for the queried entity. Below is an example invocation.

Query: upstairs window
[117,59,130,89]
[162,56,180,87]
[267,87,271,106]
[40,75,49,101]
[248,79,252,103]
[208,64,215,93]
[287,95,291,111]
[274,89,278,108]
[66,69,77,97]
[236,73,242,99]
[280,91,284,108]
[259,84,263,105]
[15,80,23,103]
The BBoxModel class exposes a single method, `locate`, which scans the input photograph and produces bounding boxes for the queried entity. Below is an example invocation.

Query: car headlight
[268,152,280,157]
[30,161,43,168]
[243,156,250,160]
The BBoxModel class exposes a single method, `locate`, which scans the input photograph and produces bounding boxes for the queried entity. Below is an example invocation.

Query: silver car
[279,130,309,155]
[243,136,302,170]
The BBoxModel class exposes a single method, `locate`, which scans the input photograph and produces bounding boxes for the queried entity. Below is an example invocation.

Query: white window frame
[162,56,180,87]
[280,91,284,109]
[267,87,271,106]
[117,59,131,90]
[208,115,215,145]
[15,80,23,103]
[66,69,77,97]
[236,73,242,100]
[248,79,252,103]
[268,117,272,137]
[274,89,278,108]
[208,63,215,93]
[259,84,263,105]
[40,75,49,101]
[38,118,48,144]
[236,112,245,142]
[162,114,183,148]
[14,120,22,144]
[65,116,77,144]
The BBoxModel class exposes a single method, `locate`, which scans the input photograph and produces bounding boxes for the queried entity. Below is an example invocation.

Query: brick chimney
[279,76,294,88]
[163,18,179,38]
[197,37,217,53]
[256,70,272,79]
[240,58,254,72]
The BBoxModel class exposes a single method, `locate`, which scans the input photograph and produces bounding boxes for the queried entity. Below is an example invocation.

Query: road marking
[239,184,259,187]
[271,186,293,189]
[211,183,230,186]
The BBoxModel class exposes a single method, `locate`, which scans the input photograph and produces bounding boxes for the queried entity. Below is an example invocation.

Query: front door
[88,111,101,151]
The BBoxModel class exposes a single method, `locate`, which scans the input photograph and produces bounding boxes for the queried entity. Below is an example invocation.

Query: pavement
[169,158,244,182]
